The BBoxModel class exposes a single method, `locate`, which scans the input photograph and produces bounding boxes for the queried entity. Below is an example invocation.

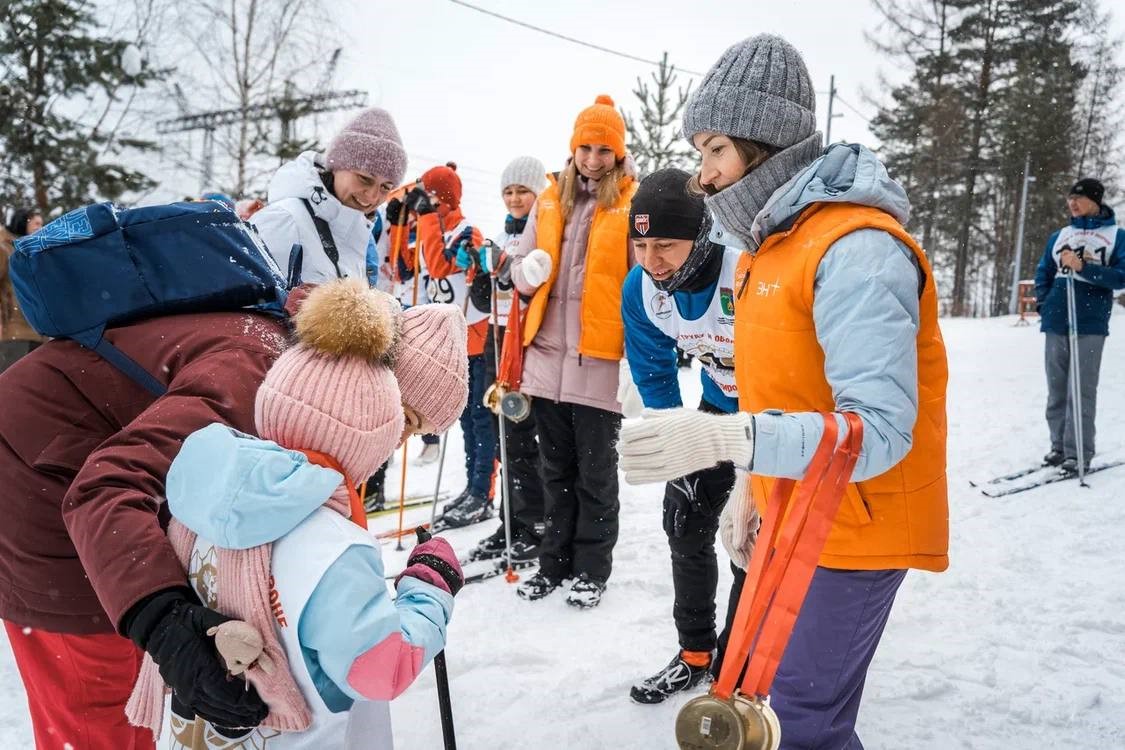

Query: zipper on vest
[579,353,583,366]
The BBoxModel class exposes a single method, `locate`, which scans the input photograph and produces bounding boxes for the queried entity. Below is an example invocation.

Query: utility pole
[157,86,367,194]
[1009,153,1037,314]
[825,75,843,144]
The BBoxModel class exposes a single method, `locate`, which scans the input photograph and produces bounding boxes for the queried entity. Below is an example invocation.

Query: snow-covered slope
[2,310,1123,748]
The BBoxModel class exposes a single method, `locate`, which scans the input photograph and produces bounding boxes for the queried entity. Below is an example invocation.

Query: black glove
[663,473,707,538]
[404,185,435,215]
[385,196,406,226]
[124,588,269,729]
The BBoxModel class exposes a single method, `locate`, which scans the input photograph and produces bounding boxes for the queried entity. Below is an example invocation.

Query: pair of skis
[971,455,1124,497]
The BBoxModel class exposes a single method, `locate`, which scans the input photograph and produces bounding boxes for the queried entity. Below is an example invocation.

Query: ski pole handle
[415,526,433,544]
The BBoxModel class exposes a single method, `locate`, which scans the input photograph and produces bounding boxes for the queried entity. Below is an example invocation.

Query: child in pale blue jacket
[132,281,468,749]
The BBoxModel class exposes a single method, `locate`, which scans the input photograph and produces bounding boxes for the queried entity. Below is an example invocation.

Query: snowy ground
[2,309,1124,748]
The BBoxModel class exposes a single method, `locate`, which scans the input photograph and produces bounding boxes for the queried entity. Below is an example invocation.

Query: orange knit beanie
[570,94,626,159]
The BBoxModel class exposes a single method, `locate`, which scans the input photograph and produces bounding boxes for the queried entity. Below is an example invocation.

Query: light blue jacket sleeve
[299,545,453,703]
[751,229,921,482]
[621,266,682,409]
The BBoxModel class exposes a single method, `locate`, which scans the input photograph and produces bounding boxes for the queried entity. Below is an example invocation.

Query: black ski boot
[630,650,715,704]
[465,527,507,562]
[1043,450,1065,467]
[441,493,493,529]
[565,573,607,609]
[508,532,540,563]
[363,489,386,514]
[516,571,563,601]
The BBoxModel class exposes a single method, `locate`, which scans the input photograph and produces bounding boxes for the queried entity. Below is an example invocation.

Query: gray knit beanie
[500,156,547,196]
[682,34,816,149]
[325,107,408,185]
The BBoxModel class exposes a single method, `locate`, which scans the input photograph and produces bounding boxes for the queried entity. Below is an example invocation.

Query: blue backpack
[11,201,291,396]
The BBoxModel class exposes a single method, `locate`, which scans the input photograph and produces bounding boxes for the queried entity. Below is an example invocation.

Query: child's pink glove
[396,537,464,596]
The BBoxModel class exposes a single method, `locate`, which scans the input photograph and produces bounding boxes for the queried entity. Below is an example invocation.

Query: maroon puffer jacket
[0,312,288,634]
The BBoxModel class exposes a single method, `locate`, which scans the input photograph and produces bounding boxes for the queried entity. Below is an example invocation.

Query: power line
[448,0,703,77]
[833,94,873,124]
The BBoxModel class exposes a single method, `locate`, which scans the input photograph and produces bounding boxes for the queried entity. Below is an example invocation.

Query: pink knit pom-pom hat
[392,303,469,433]
[256,279,406,481]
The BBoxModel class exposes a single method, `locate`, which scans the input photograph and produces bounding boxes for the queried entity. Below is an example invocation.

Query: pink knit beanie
[325,107,408,185]
[393,304,469,432]
[256,280,406,482]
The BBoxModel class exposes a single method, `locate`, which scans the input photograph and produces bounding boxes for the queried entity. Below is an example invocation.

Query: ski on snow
[460,557,537,585]
[366,490,452,519]
[974,457,1125,497]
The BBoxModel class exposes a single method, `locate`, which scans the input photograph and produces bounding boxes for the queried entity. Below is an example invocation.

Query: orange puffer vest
[522,173,637,359]
[734,202,949,572]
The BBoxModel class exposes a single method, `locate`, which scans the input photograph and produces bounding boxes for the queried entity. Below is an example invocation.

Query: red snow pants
[4,620,155,750]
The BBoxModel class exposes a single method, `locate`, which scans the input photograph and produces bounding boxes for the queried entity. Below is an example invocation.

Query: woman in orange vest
[617,35,949,749]
[506,95,638,609]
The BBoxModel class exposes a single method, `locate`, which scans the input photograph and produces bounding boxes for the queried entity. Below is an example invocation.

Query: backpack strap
[90,338,168,397]
[301,199,344,279]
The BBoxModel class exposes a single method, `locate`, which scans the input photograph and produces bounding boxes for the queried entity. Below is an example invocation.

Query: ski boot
[516,571,563,601]
[630,650,715,704]
[465,527,506,562]
[1043,450,1064,467]
[565,573,606,609]
[362,488,386,514]
[440,493,493,529]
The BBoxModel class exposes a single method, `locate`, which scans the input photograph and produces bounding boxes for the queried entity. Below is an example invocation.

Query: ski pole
[394,193,417,551]
[429,431,451,528]
[486,244,520,583]
[1064,266,1088,486]
[414,526,457,750]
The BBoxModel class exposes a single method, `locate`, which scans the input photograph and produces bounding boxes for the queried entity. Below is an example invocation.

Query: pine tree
[0,0,163,213]
[867,0,1119,316]
[623,53,698,177]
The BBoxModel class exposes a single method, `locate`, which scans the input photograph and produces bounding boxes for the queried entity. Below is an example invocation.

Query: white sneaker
[413,442,441,466]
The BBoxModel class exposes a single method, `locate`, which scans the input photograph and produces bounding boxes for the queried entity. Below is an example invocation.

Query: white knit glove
[521,248,553,287]
[720,470,760,570]
[616,360,644,419]
[617,408,754,485]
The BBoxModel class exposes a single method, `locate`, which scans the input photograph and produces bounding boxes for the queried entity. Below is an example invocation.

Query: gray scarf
[705,131,823,251]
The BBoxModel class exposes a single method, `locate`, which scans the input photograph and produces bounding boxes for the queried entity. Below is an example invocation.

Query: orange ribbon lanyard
[713,412,864,701]
[297,449,367,530]
[497,290,525,388]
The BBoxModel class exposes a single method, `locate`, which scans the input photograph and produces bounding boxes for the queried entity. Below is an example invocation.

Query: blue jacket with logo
[621,267,738,414]
[1035,207,1125,336]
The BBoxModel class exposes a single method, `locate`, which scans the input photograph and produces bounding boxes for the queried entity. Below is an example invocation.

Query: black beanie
[1069,178,1104,206]
[629,168,704,240]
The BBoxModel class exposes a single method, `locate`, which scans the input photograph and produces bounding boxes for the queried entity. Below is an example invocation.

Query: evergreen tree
[0,0,163,213]
[624,52,698,177]
[867,0,1120,316]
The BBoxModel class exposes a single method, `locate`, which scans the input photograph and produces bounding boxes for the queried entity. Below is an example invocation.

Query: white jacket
[253,151,372,285]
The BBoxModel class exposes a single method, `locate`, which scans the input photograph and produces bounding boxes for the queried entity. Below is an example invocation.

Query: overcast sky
[327,0,901,235]
[153,0,1124,237]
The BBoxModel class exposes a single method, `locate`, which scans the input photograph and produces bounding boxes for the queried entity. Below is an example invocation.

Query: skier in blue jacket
[619,168,754,704]
[1035,177,1125,472]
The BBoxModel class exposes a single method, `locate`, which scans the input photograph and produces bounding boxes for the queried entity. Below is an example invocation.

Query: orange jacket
[394,207,487,355]
[522,173,636,359]
[734,202,949,572]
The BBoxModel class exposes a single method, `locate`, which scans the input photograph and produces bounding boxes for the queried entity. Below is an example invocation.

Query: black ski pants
[532,397,621,583]
[483,323,545,542]
[663,399,737,652]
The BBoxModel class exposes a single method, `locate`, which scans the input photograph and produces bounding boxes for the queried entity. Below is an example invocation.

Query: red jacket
[0,312,288,634]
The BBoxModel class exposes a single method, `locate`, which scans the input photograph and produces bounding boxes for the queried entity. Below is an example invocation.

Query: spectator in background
[252,107,407,285]
[1034,177,1125,473]
[1,209,47,373]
